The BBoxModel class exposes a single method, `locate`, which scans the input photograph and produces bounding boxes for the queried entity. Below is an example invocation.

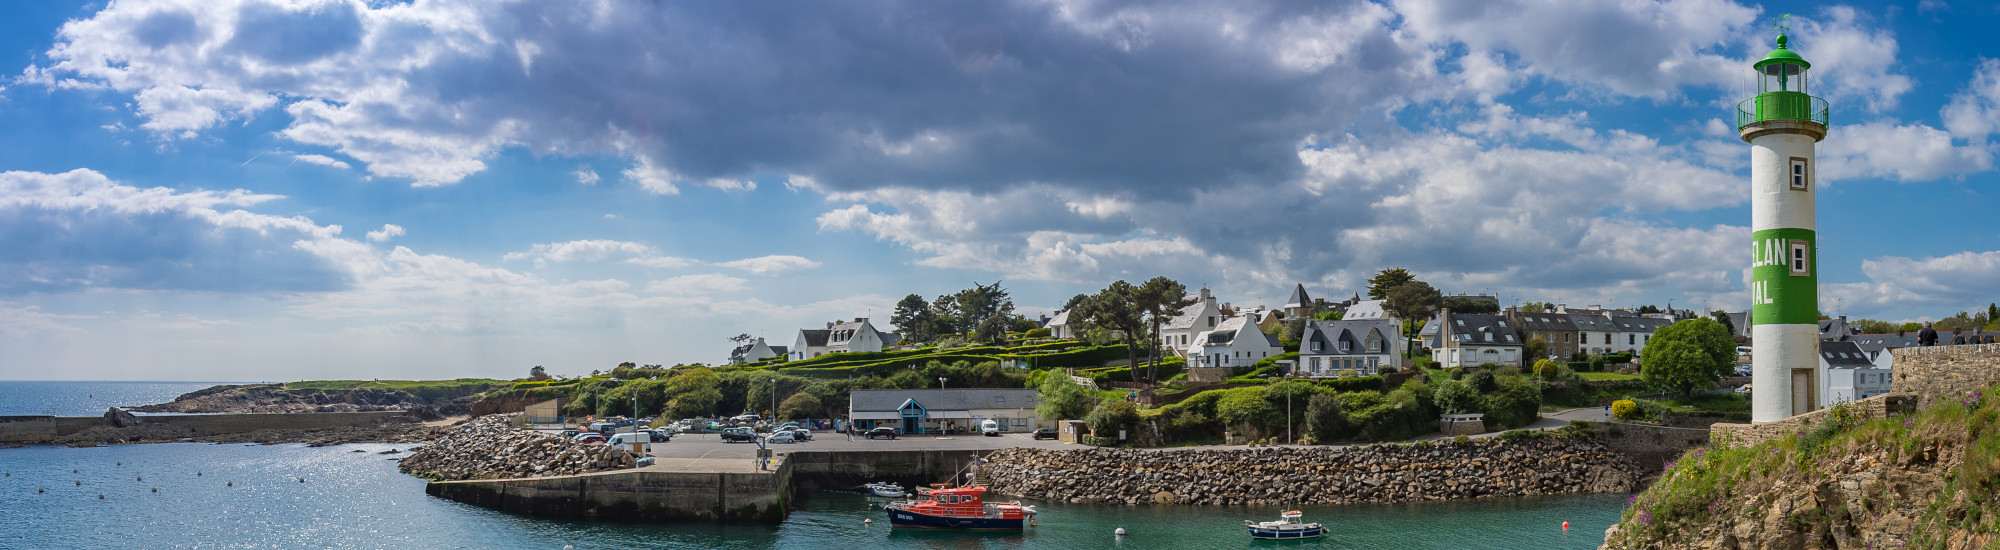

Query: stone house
[1504,307,1579,360]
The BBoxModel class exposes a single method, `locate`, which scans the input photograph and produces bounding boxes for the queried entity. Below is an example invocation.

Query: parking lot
[634,430,1073,460]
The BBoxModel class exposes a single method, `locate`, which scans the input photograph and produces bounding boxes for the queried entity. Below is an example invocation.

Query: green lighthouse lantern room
[1738,32,1829,130]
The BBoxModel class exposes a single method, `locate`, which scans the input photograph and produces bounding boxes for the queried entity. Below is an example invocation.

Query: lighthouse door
[1790,371,1813,415]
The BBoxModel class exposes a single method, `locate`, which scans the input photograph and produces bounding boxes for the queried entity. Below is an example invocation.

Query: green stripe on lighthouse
[1749,227,1817,325]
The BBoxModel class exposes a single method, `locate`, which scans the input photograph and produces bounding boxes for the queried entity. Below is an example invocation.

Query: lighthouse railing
[1736,93,1829,129]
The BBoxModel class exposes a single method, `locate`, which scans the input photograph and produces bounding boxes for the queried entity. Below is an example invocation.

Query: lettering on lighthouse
[1748,228,1817,326]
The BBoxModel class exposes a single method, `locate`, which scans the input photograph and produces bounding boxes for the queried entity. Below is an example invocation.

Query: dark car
[648,429,672,443]
[864,427,899,440]
[1031,428,1058,440]
[720,427,758,443]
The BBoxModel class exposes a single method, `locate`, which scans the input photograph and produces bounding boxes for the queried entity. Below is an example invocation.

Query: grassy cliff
[1601,385,2000,549]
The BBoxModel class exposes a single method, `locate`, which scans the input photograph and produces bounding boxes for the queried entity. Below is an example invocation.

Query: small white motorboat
[867,482,908,498]
[1245,510,1325,540]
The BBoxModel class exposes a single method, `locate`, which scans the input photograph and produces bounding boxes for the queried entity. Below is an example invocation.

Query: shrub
[1217,388,1276,431]
[1306,393,1349,443]
[1432,378,1481,415]
[1085,399,1139,441]
[1611,399,1639,420]
[1482,374,1543,429]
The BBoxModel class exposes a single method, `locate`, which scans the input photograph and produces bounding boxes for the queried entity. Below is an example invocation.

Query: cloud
[0,168,347,294]
[1824,250,2000,318]
[573,166,600,186]
[623,156,678,196]
[644,274,750,297]
[1819,121,1993,183]
[715,255,820,274]
[364,224,405,243]
[1391,0,1756,98]
[502,239,656,266]
[1943,58,2000,140]
[292,153,351,171]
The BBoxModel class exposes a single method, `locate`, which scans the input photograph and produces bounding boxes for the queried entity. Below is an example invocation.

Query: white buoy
[864,518,873,524]
[1115,527,1128,537]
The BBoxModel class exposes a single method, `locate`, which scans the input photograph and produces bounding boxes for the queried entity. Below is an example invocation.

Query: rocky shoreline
[977,434,1640,506]
[132,383,467,417]
[398,414,637,481]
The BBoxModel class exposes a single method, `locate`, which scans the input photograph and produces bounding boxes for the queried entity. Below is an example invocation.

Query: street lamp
[938,377,948,390]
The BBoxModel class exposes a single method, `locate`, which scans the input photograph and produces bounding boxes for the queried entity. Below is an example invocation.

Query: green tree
[1305,393,1349,443]
[1384,280,1442,355]
[1066,282,1146,373]
[1482,374,1542,428]
[778,392,823,420]
[1135,276,1194,383]
[1216,389,1276,433]
[1367,268,1416,300]
[1639,318,1736,397]
[1441,295,1499,314]
[954,281,1016,344]
[929,294,963,338]
[1519,302,1553,313]
[890,294,936,343]
[1431,378,1480,414]
[528,365,549,381]
[1035,373,1098,421]
[1084,398,1138,441]
[665,367,724,419]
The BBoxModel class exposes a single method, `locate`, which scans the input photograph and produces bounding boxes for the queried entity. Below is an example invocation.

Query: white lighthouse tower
[1741,30,1829,423]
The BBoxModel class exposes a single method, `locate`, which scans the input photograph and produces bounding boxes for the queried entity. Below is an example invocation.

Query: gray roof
[1818,318,1854,341]
[769,346,789,356]
[1568,313,1618,332]
[1725,312,1750,338]
[1284,284,1311,309]
[1045,309,1070,327]
[848,389,1040,412]
[1200,316,1279,348]
[1164,294,1211,330]
[798,329,830,347]
[1820,341,1874,368]
[1422,313,1521,347]
[1300,319,1398,356]
[1508,312,1577,332]
[1609,316,1672,333]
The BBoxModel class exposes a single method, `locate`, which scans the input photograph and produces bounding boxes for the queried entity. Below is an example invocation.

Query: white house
[847,389,1041,435]
[1045,309,1074,339]
[790,317,894,360]
[1343,299,1389,320]
[1421,311,1523,368]
[1563,308,1670,355]
[1186,316,1282,369]
[1158,288,1223,356]
[1819,340,1890,407]
[729,337,788,364]
[1297,319,1402,377]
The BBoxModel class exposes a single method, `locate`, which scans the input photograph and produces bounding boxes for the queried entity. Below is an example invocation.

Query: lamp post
[938,377,948,390]
[768,377,777,420]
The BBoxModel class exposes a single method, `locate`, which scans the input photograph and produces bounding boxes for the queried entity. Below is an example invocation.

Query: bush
[1022,327,1052,338]
[1482,375,1543,429]
[1432,378,1481,415]
[1611,399,1639,420]
[1217,388,1276,432]
[1306,393,1349,443]
[1085,399,1139,441]
[1036,373,1100,421]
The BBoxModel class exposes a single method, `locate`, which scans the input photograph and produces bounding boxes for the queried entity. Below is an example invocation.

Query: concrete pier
[425,457,793,522]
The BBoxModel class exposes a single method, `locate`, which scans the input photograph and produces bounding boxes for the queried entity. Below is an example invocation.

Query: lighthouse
[1741,30,1829,423]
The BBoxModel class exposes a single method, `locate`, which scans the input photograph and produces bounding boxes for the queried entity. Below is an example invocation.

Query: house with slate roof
[1280,283,1315,320]
[847,388,1041,435]
[1504,307,1579,360]
[1296,319,1402,377]
[1044,309,1074,339]
[1187,315,1283,369]
[1819,340,1889,407]
[1343,299,1390,320]
[729,337,788,364]
[1158,288,1223,357]
[789,317,895,360]
[1420,310,1523,368]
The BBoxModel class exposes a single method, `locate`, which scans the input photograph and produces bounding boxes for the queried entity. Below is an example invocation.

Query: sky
[1,0,1997,381]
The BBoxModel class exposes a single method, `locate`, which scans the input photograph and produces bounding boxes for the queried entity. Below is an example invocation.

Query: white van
[606,431,652,453]
[980,419,1001,437]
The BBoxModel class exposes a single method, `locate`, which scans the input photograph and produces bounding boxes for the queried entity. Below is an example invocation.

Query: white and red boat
[883,485,1035,530]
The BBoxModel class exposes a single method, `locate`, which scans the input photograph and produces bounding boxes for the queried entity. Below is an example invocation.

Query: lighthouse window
[1789,157,1809,190]
[1790,241,1811,276]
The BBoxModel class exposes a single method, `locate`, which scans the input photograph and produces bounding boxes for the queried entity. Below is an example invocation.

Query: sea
[0,380,243,416]
[0,382,1631,549]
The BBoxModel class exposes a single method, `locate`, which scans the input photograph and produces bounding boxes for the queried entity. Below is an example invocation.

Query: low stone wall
[1892,343,2000,405]
[425,461,790,522]
[1574,421,1712,473]
[976,436,1639,506]
[783,449,986,492]
[1709,393,1917,449]
[0,410,410,444]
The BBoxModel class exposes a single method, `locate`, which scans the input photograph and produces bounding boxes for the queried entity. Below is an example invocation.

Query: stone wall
[783,449,986,492]
[1709,393,1916,449]
[1891,343,2000,405]
[1575,421,1713,473]
[977,435,1639,506]
[425,461,790,522]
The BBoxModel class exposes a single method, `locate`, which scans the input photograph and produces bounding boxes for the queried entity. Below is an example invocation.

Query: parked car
[589,422,618,434]
[1734,364,1753,376]
[731,414,762,423]
[864,427,899,440]
[572,433,606,444]
[980,419,1001,437]
[779,427,812,441]
[647,429,673,442]
[606,432,652,450]
[560,429,579,439]
[720,427,758,443]
[767,431,798,444]
[1031,427,1057,440]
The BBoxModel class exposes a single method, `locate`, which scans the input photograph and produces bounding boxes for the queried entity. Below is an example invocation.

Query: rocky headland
[132,383,488,417]
[398,414,637,481]
[977,433,1640,506]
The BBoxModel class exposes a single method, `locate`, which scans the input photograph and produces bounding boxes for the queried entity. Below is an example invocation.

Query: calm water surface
[0,380,238,416]
[0,442,1627,549]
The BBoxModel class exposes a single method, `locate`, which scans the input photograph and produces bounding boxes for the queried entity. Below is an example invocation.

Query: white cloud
[1824,250,2000,317]
[716,255,821,274]
[701,178,755,192]
[1943,58,2000,140]
[292,153,351,171]
[644,274,750,297]
[573,166,601,186]
[625,255,700,269]
[623,156,678,196]
[1392,0,1756,98]
[502,240,656,266]
[1819,121,1993,183]
[364,224,405,243]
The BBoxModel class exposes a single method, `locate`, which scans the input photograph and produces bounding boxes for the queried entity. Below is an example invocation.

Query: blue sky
[1,0,1996,380]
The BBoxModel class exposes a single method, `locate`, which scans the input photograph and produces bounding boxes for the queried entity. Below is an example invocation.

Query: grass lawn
[1580,371,1641,382]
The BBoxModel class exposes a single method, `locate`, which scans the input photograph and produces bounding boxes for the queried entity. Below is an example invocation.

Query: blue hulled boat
[1245,510,1325,540]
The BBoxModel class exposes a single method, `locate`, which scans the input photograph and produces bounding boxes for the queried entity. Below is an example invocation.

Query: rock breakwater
[398,415,636,481]
[978,435,1639,506]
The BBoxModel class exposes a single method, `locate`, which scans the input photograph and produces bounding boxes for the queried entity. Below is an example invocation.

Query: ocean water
[0,380,234,416]
[0,441,1629,549]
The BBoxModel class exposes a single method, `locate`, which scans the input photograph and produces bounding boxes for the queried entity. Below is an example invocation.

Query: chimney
[854,317,866,323]
[1440,307,1454,355]
[1200,287,1213,302]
